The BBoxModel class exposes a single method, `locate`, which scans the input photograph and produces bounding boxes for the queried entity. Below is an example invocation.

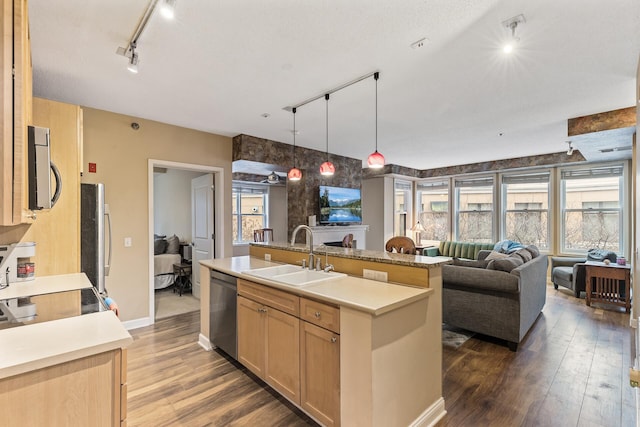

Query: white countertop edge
[201,257,433,316]
[0,310,133,380]
[0,272,93,300]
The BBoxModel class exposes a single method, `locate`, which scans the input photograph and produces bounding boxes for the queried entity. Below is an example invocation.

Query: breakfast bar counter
[200,246,448,427]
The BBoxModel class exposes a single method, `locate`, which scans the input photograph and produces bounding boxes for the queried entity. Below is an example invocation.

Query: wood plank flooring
[127,284,637,426]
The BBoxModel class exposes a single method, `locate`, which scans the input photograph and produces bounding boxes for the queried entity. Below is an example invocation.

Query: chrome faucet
[291,225,315,270]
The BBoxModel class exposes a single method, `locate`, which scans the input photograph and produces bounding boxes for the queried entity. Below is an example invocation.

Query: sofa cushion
[513,248,533,263]
[524,245,540,258]
[485,251,510,261]
[439,241,495,260]
[452,258,490,268]
[487,255,524,273]
[442,264,520,293]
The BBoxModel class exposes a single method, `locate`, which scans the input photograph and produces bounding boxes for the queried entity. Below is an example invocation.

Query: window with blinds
[416,179,449,243]
[232,183,269,243]
[501,171,550,250]
[454,176,494,243]
[560,164,623,254]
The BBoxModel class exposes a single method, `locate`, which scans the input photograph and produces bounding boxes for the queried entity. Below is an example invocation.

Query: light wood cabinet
[0,348,127,427]
[237,281,300,404]
[300,301,340,427]
[0,0,31,225]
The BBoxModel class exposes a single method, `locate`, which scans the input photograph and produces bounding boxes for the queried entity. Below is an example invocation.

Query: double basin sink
[242,264,346,287]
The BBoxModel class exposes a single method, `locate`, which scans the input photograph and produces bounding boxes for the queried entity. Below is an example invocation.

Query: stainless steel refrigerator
[81,183,112,295]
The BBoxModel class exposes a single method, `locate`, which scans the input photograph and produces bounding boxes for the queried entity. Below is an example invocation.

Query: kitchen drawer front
[300,298,340,333]
[238,279,299,316]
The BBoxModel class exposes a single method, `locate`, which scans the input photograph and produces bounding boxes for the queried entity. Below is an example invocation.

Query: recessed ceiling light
[410,38,428,49]
[261,113,271,118]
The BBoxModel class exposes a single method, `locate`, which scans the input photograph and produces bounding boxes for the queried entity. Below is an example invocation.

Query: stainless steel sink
[242,265,346,287]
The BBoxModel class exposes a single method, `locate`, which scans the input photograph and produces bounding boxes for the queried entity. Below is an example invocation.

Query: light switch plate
[124,237,132,247]
[265,253,271,261]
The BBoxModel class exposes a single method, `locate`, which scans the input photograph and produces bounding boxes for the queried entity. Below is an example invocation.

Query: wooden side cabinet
[300,321,340,427]
[0,0,32,225]
[237,281,300,405]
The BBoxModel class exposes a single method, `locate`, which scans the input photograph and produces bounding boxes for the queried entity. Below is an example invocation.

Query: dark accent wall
[233,134,363,240]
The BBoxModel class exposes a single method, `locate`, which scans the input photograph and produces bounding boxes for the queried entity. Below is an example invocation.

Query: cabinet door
[265,307,300,404]
[237,296,266,377]
[300,322,340,427]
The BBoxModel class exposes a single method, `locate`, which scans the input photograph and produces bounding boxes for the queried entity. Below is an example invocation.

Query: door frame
[147,159,225,323]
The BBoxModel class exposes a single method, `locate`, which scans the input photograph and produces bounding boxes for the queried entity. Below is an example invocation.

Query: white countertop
[0,310,133,379]
[201,256,433,316]
[0,272,93,300]
[0,273,133,380]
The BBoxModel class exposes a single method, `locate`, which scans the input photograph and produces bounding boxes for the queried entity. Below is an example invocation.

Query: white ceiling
[29,0,640,171]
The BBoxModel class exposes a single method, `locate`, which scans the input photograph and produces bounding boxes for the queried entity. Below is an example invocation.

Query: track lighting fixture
[367,72,385,169]
[502,14,525,54]
[287,108,302,181]
[127,48,139,73]
[566,141,574,156]
[319,94,336,176]
[117,0,177,73]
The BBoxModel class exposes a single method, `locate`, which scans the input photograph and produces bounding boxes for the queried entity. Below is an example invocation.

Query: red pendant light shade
[287,167,302,181]
[367,72,385,169]
[320,93,335,176]
[367,150,385,168]
[287,107,302,181]
[319,161,336,176]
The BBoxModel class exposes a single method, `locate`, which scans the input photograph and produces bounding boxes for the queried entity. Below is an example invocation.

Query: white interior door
[192,173,215,299]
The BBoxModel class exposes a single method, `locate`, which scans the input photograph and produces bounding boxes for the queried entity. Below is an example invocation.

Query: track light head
[566,141,574,155]
[160,0,177,20]
[127,51,139,73]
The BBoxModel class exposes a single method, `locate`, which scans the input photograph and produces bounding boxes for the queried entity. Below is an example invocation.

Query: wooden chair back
[342,233,354,248]
[385,236,417,255]
[253,228,274,243]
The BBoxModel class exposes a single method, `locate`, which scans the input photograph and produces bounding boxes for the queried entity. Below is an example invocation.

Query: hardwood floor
[127,284,637,426]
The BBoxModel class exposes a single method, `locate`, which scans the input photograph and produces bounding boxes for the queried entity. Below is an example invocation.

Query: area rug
[442,324,474,348]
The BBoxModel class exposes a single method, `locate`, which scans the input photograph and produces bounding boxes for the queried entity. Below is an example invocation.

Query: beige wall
[82,108,232,322]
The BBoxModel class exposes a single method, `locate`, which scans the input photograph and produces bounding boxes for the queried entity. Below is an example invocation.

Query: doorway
[148,159,225,323]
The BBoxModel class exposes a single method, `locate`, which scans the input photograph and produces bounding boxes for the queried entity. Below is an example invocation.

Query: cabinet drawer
[300,298,339,333]
[238,279,299,316]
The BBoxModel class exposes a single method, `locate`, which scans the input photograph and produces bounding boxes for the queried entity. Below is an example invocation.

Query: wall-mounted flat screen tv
[319,185,362,224]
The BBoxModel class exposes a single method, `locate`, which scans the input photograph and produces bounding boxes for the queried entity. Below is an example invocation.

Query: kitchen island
[199,244,450,427]
[0,273,133,426]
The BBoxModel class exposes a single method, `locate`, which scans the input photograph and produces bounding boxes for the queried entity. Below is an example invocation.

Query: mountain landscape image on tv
[319,185,362,224]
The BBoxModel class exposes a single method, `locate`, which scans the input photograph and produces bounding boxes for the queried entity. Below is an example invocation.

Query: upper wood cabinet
[0,0,32,225]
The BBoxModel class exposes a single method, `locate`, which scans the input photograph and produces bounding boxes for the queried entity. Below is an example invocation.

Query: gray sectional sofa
[442,246,548,351]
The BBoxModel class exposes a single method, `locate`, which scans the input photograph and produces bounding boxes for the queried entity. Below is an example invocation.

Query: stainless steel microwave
[27,125,62,210]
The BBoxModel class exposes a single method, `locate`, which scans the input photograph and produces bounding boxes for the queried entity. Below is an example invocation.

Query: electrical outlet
[375,271,388,282]
[124,237,132,247]
[264,253,271,261]
[363,269,376,279]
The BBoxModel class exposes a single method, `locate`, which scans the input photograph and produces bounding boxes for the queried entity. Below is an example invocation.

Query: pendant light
[319,93,335,176]
[367,72,385,168]
[287,108,302,181]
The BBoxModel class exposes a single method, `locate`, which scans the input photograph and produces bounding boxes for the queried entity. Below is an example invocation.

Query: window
[232,184,268,244]
[501,171,550,250]
[560,165,623,254]
[416,179,449,243]
[455,176,494,242]
[394,180,413,237]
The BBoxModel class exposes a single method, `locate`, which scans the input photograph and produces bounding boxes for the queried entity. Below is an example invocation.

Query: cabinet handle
[314,311,321,318]
[258,307,267,313]
[331,337,337,343]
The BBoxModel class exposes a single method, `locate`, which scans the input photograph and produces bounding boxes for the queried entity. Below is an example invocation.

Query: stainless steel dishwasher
[210,270,237,360]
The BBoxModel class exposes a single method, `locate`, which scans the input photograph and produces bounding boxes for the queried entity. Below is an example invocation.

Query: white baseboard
[122,316,153,330]
[199,333,213,351]
[410,397,446,427]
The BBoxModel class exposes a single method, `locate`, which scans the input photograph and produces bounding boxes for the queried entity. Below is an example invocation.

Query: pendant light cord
[325,93,330,161]
[292,107,297,167]
[374,72,379,152]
